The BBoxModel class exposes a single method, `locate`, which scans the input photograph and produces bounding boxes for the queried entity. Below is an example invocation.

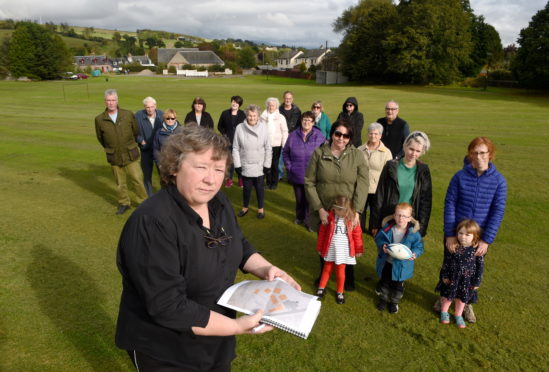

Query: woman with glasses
[434,137,507,323]
[311,100,331,139]
[371,131,432,238]
[184,96,214,128]
[153,109,181,167]
[116,125,300,371]
[357,123,393,235]
[283,111,326,230]
[335,97,364,148]
[305,120,368,290]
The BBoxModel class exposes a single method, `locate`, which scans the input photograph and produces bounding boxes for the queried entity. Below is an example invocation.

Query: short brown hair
[456,219,482,247]
[159,126,231,185]
[394,202,413,215]
[163,108,177,121]
[467,137,496,162]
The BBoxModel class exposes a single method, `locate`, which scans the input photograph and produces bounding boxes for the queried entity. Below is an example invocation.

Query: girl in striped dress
[316,195,363,304]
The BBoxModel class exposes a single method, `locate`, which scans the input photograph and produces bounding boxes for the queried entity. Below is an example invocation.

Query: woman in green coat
[305,120,369,290]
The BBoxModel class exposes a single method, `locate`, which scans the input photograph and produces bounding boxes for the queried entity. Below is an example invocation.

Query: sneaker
[440,311,450,324]
[316,288,325,300]
[463,304,476,323]
[376,299,387,311]
[433,298,442,313]
[116,205,130,215]
[455,315,467,328]
[238,178,244,188]
[224,179,233,188]
[336,292,345,304]
[389,303,399,314]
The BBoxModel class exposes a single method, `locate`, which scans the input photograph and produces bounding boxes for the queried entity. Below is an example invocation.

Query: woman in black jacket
[371,131,432,237]
[184,96,214,128]
[336,97,364,148]
[218,95,246,187]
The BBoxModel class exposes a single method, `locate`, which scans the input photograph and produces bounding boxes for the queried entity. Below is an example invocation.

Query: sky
[0,0,546,48]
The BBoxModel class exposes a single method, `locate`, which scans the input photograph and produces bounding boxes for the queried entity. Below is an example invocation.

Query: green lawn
[0,76,548,371]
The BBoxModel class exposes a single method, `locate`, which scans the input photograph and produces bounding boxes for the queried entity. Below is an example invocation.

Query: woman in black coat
[218,95,246,187]
[371,131,432,237]
[184,96,214,128]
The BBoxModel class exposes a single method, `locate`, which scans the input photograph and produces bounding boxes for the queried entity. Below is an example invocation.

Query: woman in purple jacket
[283,111,326,230]
[435,137,507,323]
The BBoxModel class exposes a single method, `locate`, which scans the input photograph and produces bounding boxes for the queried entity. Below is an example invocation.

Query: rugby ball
[387,243,413,260]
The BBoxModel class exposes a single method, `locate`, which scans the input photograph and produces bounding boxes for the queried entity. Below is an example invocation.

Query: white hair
[265,97,280,108]
[368,122,384,135]
[104,89,117,99]
[143,96,157,105]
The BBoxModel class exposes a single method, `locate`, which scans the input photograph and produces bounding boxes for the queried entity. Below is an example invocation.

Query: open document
[217,279,321,339]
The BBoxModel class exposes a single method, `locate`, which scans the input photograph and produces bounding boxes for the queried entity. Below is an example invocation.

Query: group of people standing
[95,88,507,371]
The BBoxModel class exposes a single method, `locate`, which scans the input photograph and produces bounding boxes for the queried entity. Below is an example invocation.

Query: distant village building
[295,49,332,69]
[74,55,113,72]
[157,48,224,68]
[127,55,154,66]
[276,50,303,69]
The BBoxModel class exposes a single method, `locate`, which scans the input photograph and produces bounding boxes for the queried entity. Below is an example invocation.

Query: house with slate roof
[276,50,303,69]
[295,48,332,69]
[74,55,114,72]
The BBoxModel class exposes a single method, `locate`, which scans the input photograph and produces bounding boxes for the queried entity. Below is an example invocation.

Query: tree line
[333,0,548,89]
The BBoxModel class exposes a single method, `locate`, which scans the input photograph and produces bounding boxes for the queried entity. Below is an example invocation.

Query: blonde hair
[330,195,355,222]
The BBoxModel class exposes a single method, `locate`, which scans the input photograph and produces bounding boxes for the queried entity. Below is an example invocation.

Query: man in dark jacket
[336,97,364,148]
[95,89,147,214]
[135,96,163,196]
[377,100,410,159]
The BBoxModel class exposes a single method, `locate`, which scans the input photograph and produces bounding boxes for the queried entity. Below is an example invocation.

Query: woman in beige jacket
[358,122,393,234]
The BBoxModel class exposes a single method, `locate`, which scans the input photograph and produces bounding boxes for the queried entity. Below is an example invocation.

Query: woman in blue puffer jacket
[436,137,507,323]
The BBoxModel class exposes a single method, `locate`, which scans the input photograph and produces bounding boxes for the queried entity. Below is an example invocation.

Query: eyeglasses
[345,103,354,107]
[166,117,176,120]
[472,151,489,157]
[204,227,232,249]
[395,214,411,219]
[385,107,398,111]
[312,105,321,109]
[334,131,350,139]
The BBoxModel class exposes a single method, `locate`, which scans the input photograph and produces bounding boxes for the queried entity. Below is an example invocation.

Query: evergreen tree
[512,2,549,89]
[238,47,257,69]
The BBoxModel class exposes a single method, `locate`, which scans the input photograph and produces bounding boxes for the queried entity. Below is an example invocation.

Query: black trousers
[266,146,282,187]
[242,175,265,209]
[140,149,155,197]
[127,350,231,372]
[377,262,405,303]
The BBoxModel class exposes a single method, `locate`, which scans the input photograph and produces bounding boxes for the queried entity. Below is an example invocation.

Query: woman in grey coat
[232,104,272,219]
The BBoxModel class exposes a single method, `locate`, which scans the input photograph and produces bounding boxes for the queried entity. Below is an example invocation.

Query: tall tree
[512,2,549,89]
[461,15,503,76]
[334,0,397,82]
[238,47,257,69]
[7,21,72,80]
[384,0,473,84]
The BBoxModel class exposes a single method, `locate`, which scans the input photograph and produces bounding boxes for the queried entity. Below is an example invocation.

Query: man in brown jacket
[95,89,147,214]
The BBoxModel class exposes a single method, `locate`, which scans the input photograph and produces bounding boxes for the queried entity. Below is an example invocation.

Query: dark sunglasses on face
[166,117,176,120]
[334,131,350,139]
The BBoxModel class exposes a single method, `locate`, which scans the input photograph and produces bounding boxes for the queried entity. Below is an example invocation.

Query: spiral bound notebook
[217,278,321,339]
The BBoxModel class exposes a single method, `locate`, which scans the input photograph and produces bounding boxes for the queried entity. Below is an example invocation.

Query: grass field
[0,75,548,371]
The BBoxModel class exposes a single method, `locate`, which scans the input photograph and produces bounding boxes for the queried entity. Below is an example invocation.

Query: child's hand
[408,253,416,261]
[382,244,388,254]
[472,286,479,290]
[356,253,363,258]
[442,278,450,285]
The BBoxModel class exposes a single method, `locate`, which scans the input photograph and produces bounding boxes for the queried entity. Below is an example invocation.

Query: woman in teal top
[371,131,432,237]
[311,100,331,139]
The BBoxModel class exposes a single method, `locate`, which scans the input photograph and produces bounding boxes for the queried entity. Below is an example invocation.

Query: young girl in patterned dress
[436,219,484,328]
[315,195,363,304]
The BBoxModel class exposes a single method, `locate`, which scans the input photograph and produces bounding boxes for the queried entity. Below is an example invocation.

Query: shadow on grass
[27,244,130,370]
[58,164,117,206]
